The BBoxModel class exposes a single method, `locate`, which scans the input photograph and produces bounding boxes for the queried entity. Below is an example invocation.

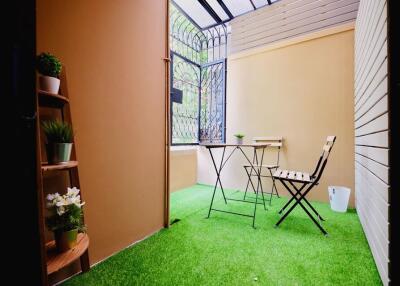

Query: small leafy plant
[42,120,73,143]
[46,187,86,233]
[36,52,62,78]
[234,133,245,139]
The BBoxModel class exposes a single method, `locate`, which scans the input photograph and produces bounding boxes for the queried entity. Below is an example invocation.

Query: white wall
[230,0,359,54]
[354,0,389,285]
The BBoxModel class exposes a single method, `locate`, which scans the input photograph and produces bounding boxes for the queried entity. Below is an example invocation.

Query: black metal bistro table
[200,143,271,228]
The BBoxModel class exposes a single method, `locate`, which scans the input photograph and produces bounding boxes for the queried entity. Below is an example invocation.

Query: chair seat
[244,164,279,169]
[273,169,313,183]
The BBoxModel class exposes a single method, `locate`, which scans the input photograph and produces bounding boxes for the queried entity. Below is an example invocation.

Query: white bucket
[328,186,351,212]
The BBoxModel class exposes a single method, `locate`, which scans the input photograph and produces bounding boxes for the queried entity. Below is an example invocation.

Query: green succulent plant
[234,133,245,139]
[36,52,62,77]
[42,120,73,143]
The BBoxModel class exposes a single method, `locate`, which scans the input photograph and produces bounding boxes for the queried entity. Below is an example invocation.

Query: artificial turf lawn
[63,184,381,286]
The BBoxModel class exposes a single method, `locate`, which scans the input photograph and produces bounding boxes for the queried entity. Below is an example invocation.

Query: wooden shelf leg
[80,250,90,273]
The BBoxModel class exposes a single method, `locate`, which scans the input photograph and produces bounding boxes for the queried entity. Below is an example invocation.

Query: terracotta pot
[55,229,78,252]
[39,75,60,94]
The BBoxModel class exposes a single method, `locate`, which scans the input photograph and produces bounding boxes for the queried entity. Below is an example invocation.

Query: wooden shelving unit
[36,67,90,285]
[46,233,90,275]
[41,161,78,172]
[38,90,69,108]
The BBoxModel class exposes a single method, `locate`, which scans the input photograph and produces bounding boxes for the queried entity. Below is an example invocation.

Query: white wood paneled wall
[354,0,389,285]
[229,0,359,54]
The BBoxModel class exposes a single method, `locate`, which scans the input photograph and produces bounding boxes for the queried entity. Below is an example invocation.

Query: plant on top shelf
[42,120,74,164]
[46,187,86,252]
[234,133,245,144]
[36,52,62,94]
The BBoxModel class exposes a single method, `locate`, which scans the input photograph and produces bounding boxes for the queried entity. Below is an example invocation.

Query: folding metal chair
[273,136,336,235]
[243,136,283,205]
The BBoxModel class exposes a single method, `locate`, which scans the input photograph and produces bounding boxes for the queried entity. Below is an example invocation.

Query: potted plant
[46,187,86,252]
[36,52,62,94]
[42,120,74,164]
[234,133,245,144]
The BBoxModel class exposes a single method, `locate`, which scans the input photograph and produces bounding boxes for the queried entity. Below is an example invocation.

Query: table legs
[243,149,258,200]
[207,147,227,218]
[206,146,267,228]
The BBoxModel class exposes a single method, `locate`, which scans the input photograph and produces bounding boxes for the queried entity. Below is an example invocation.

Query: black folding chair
[273,136,336,235]
[243,136,283,205]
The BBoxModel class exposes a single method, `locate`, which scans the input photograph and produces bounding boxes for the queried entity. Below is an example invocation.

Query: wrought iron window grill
[170,3,227,145]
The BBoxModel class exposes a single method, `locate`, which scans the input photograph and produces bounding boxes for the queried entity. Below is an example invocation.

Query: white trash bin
[328,186,351,212]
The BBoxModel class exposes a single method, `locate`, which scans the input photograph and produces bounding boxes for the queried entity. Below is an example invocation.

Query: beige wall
[37,0,167,268]
[199,26,355,206]
[170,148,197,192]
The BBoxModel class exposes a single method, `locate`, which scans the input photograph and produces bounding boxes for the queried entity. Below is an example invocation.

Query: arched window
[170,4,227,144]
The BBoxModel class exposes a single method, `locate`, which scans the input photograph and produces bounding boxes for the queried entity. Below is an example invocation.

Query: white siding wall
[354,0,389,285]
[230,0,359,54]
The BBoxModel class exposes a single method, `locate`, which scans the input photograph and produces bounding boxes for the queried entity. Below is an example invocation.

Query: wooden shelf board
[41,161,78,171]
[38,90,69,108]
[46,233,89,275]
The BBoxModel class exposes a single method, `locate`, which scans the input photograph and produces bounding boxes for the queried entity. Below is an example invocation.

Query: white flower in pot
[36,52,62,94]
[46,187,86,252]
[234,133,245,145]
[42,120,74,164]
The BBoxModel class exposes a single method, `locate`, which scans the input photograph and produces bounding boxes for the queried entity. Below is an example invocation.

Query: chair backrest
[252,136,283,165]
[311,136,336,181]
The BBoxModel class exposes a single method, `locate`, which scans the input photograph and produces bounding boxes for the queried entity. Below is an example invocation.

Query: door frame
[164,0,171,228]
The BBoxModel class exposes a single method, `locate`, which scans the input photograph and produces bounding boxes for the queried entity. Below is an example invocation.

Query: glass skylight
[174,0,217,28]
[172,0,277,29]
[223,0,253,16]
[207,0,230,21]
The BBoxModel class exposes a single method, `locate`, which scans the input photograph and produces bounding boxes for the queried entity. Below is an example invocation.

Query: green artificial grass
[63,184,381,286]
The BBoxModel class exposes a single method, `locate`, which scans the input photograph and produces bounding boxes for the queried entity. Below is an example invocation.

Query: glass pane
[252,0,268,8]
[174,0,216,28]
[206,0,230,21]
[223,0,253,16]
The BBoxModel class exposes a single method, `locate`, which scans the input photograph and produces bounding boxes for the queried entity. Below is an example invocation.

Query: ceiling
[173,0,280,30]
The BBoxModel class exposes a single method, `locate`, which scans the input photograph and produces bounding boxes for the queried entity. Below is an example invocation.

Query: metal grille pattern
[170,3,227,145]
[171,55,200,144]
[200,61,225,142]
[170,6,202,65]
